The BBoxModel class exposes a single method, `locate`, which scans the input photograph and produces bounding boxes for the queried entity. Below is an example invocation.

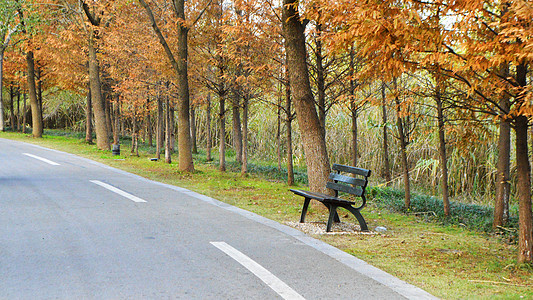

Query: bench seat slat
[328,173,367,187]
[326,181,363,196]
[289,189,329,200]
[289,189,355,205]
[332,164,371,177]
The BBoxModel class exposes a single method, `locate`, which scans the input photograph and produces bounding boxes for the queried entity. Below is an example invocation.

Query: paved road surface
[0,138,436,299]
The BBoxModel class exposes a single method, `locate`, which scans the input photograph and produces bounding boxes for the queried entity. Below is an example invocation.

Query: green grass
[1,130,532,299]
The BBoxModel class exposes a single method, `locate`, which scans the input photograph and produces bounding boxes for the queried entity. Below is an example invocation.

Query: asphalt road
[0,138,436,299]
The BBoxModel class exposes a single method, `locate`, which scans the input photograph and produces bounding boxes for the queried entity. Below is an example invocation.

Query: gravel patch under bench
[286,221,379,235]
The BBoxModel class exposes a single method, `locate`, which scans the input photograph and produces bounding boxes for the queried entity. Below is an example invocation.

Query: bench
[290,164,371,232]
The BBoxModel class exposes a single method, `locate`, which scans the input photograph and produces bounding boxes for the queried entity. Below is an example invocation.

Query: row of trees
[0,0,531,263]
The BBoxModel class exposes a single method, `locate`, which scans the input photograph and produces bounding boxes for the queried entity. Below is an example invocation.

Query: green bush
[369,186,519,235]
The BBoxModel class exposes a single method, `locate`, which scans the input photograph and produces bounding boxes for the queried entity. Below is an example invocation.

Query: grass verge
[1,130,532,299]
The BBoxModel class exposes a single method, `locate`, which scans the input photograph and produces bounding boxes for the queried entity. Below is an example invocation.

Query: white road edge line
[210,241,305,300]
[22,153,60,166]
[90,180,147,203]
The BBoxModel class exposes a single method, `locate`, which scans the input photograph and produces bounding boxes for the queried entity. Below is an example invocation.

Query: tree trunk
[276,100,282,171]
[241,97,248,175]
[0,50,8,132]
[9,86,15,130]
[173,0,194,171]
[36,66,43,128]
[494,63,511,228]
[219,94,226,171]
[315,23,326,140]
[191,105,197,154]
[146,98,152,147]
[88,37,110,150]
[286,80,295,186]
[157,95,164,160]
[394,90,411,209]
[113,95,120,146]
[0,50,5,131]
[349,46,358,167]
[22,93,27,133]
[26,51,42,138]
[105,97,113,142]
[283,0,330,193]
[85,83,93,143]
[515,61,532,264]
[515,116,533,263]
[495,117,511,227]
[170,107,175,151]
[206,93,212,161]
[232,95,243,164]
[351,107,358,167]
[381,82,392,185]
[16,88,20,131]
[131,113,138,155]
[435,79,450,216]
[165,96,172,164]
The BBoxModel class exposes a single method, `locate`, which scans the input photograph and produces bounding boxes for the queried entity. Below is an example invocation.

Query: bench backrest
[326,164,371,198]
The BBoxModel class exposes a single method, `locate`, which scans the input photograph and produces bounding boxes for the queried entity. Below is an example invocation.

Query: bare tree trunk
[515,61,532,264]
[26,51,42,138]
[351,107,358,167]
[494,63,511,228]
[157,95,164,160]
[206,93,212,161]
[113,95,120,146]
[36,66,43,128]
[170,107,175,151]
[88,38,109,150]
[435,76,450,216]
[286,81,295,186]
[232,96,243,164]
[165,96,172,164]
[219,94,226,171]
[0,50,5,131]
[191,105,197,154]
[241,97,248,175]
[16,88,20,131]
[516,115,533,263]
[381,82,392,185]
[85,83,93,143]
[104,95,113,142]
[349,45,358,167]
[393,85,411,209]
[131,114,138,156]
[172,0,194,171]
[315,22,326,140]
[22,93,27,133]
[146,98,152,147]
[276,101,282,172]
[495,116,511,228]
[283,0,330,193]
[9,86,15,130]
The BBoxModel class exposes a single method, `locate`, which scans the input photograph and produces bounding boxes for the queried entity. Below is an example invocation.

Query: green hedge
[369,186,519,235]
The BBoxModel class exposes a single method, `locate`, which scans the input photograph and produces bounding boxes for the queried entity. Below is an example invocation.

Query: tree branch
[138,0,180,76]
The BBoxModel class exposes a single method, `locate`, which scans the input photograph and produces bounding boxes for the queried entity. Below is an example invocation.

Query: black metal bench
[290,164,371,232]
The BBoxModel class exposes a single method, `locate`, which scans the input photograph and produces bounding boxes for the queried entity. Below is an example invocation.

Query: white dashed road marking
[90,180,147,203]
[211,241,305,300]
[23,153,60,166]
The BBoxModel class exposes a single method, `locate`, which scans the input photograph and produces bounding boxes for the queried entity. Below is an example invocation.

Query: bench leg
[326,205,338,232]
[300,198,311,223]
[345,205,369,232]
[323,203,341,223]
